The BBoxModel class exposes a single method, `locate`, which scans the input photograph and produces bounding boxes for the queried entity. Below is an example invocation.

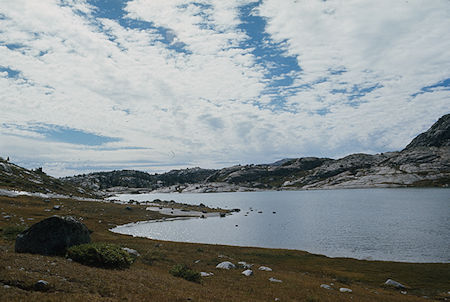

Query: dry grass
[0,195,449,302]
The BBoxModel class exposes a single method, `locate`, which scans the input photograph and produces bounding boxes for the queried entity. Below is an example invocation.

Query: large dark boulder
[15,216,90,256]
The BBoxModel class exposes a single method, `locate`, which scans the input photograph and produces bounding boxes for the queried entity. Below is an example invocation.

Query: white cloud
[0,0,449,176]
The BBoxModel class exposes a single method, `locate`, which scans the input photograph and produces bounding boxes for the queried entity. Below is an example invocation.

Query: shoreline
[1,194,449,301]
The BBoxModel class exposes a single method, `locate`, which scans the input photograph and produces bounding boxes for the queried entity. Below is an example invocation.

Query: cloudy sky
[1,0,449,177]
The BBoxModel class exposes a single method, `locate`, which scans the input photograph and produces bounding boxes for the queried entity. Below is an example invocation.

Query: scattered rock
[53,205,61,210]
[384,279,406,289]
[216,261,236,269]
[274,299,280,301]
[194,260,201,264]
[122,247,140,257]
[34,280,49,291]
[320,284,332,290]
[125,206,132,211]
[3,285,11,289]
[200,272,214,277]
[339,288,352,293]
[258,266,273,271]
[238,261,252,269]
[15,216,91,256]
[242,269,253,276]
[269,277,282,283]
[219,213,226,218]
[401,291,407,295]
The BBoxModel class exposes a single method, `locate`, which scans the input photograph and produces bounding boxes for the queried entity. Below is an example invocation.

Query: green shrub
[67,242,134,269]
[169,264,201,283]
[2,225,27,241]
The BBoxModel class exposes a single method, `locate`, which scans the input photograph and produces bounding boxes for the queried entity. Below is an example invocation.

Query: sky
[1,0,449,177]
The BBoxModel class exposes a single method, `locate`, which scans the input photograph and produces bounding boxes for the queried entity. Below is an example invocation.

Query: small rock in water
[258,266,273,271]
[242,269,253,276]
[34,280,49,291]
[339,288,352,293]
[216,261,236,269]
[384,279,406,289]
[269,277,282,283]
[320,284,332,290]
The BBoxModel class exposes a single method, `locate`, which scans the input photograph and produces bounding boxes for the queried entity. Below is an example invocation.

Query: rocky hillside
[63,114,450,193]
[0,158,97,197]
[62,167,216,193]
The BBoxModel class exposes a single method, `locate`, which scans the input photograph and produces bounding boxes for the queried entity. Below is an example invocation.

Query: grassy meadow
[0,195,449,301]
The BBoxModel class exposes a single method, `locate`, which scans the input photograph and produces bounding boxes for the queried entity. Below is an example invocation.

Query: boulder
[269,277,282,283]
[15,216,90,256]
[242,269,253,276]
[339,288,352,293]
[384,279,406,289]
[258,266,273,271]
[320,284,332,290]
[216,261,236,269]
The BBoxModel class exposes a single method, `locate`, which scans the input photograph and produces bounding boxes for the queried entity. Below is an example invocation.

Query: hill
[62,114,449,193]
[0,158,97,198]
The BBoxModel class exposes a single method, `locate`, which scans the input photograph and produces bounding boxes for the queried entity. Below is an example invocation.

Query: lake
[111,188,450,263]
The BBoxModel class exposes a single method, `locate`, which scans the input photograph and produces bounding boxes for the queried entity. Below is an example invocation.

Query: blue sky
[1,0,449,177]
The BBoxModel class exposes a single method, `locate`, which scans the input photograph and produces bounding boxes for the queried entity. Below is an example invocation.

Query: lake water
[111,188,450,263]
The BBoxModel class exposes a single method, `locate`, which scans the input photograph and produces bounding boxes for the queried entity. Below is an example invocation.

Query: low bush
[2,225,27,241]
[67,242,134,269]
[169,264,201,283]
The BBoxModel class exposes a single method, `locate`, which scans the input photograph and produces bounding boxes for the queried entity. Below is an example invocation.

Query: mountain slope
[62,114,450,193]
[0,158,97,197]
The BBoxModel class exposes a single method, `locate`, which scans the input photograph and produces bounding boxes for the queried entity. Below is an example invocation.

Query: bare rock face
[15,216,91,256]
[405,114,450,149]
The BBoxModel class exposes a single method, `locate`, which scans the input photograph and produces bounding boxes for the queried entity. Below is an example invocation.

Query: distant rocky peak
[404,114,450,150]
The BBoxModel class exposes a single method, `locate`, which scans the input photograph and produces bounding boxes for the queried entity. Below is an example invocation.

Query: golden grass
[0,195,449,302]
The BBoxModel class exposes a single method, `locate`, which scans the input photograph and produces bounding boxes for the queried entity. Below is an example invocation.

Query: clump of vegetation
[1,225,27,241]
[67,242,134,269]
[169,264,201,283]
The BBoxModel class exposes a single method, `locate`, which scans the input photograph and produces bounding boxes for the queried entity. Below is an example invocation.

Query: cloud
[0,0,449,177]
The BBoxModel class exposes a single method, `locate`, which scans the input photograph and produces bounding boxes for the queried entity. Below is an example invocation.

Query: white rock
[216,261,236,269]
[320,284,332,290]
[238,261,252,269]
[259,266,273,271]
[269,277,282,283]
[242,269,253,276]
[122,247,140,257]
[384,279,405,289]
[339,288,352,293]
[200,272,214,277]
[401,291,407,295]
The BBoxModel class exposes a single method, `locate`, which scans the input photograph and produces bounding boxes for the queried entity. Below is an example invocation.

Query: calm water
[111,188,450,263]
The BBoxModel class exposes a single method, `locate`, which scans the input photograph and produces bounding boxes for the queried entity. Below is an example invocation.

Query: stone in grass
[339,288,352,293]
[269,277,282,283]
[216,261,236,269]
[15,216,90,256]
[200,272,214,277]
[320,284,332,290]
[242,269,253,276]
[258,266,273,271]
[122,247,140,257]
[34,280,49,291]
[238,261,252,269]
[384,279,406,289]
